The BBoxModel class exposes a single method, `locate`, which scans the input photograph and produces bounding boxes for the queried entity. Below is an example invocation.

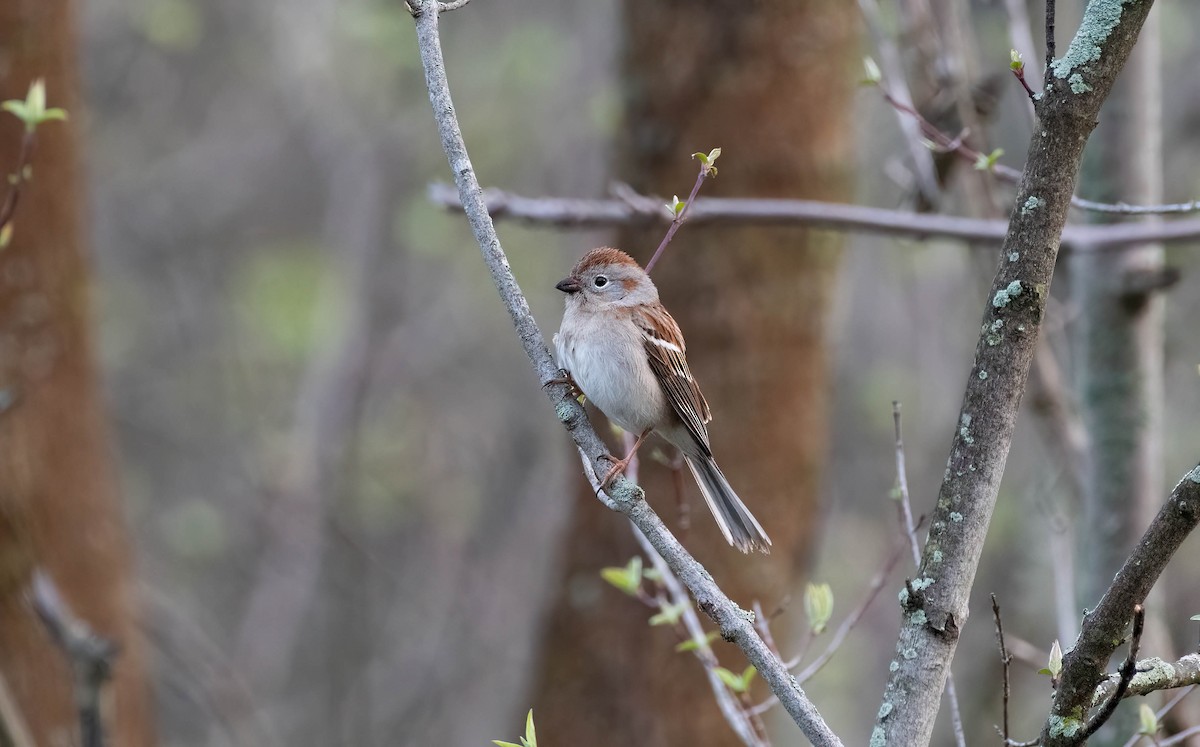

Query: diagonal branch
[409,2,840,744]
[1042,469,1200,746]
[874,1,1161,744]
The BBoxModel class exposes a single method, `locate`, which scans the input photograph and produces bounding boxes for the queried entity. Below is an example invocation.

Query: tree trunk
[0,2,154,744]
[530,1,856,743]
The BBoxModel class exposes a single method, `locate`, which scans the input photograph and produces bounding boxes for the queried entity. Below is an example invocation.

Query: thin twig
[429,184,1200,248]
[644,160,712,275]
[1076,605,1146,743]
[858,0,942,207]
[0,129,35,232]
[1121,686,1197,747]
[622,433,767,747]
[30,571,118,747]
[992,594,1013,743]
[748,542,906,717]
[1004,0,1041,120]
[1045,0,1056,85]
[1160,724,1200,747]
[894,401,920,567]
[793,543,906,683]
[411,3,840,744]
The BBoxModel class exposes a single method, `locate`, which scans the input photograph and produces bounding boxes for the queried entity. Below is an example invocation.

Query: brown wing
[637,306,713,456]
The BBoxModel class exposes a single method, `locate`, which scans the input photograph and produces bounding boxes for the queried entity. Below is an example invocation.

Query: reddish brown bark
[0,2,154,744]
[531,1,856,742]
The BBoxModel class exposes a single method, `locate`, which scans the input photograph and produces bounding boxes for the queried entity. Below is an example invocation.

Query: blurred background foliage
[47,0,1200,743]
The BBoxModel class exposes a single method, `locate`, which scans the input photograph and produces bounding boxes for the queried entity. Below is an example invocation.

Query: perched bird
[553,247,771,553]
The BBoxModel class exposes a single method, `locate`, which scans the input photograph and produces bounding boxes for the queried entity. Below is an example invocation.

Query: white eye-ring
[594,275,609,287]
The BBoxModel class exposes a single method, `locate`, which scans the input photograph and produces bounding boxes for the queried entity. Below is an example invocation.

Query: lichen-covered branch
[872,2,1159,744]
[1092,654,1200,704]
[1041,468,1200,745]
[409,2,840,744]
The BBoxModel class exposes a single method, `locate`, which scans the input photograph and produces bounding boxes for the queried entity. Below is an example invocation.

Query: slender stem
[0,129,36,231]
[1045,0,1056,85]
[429,184,1200,248]
[644,165,708,275]
[992,595,1012,743]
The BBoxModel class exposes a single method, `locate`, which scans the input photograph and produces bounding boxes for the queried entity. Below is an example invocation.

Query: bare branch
[877,1,1161,741]
[30,571,117,747]
[644,157,714,275]
[411,2,840,744]
[1043,468,1200,746]
[620,434,766,747]
[858,0,941,207]
[992,595,1013,744]
[1044,0,1056,85]
[428,184,1200,249]
[1073,605,1145,744]
[1096,656,1200,704]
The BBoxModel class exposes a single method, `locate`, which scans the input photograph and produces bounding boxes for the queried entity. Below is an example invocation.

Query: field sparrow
[553,247,771,553]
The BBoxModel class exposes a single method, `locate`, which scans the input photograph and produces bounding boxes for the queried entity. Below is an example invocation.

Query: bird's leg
[600,428,652,489]
[544,369,583,400]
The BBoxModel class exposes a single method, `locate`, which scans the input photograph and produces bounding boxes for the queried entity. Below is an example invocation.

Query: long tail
[684,455,771,554]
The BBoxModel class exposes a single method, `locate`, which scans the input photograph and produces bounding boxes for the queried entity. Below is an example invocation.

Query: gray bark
[873,1,1160,744]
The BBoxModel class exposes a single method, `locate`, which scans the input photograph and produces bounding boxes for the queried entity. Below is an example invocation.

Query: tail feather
[684,456,771,554]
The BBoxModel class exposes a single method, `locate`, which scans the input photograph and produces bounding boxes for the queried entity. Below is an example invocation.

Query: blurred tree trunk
[530,1,855,743]
[0,2,154,745]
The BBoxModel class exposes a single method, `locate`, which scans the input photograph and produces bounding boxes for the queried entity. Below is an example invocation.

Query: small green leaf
[740,665,757,690]
[2,79,68,132]
[641,567,663,582]
[861,57,882,86]
[0,223,12,250]
[1,101,28,120]
[692,151,709,166]
[524,709,537,747]
[676,630,720,653]
[600,557,644,596]
[1038,668,1054,676]
[649,601,688,626]
[804,582,834,635]
[1138,703,1158,736]
[715,666,748,693]
[665,195,685,216]
[1009,49,1024,72]
[974,148,1004,172]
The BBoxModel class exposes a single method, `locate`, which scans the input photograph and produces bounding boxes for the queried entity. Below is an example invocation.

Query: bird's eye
[594,275,608,288]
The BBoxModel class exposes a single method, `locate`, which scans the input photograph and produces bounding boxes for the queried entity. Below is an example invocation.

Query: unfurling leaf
[1138,703,1159,736]
[524,709,537,747]
[974,148,1004,172]
[715,666,749,693]
[1009,49,1024,72]
[804,582,834,635]
[1,79,68,133]
[1190,614,1200,621]
[1046,639,1063,678]
[861,57,882,86]
[649,601,687,626]
[676,630,720,653]
[665,195,685,217]
[600,556,644,596]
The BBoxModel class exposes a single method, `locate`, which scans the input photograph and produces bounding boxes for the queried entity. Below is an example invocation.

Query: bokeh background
[2,0,1199,745]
